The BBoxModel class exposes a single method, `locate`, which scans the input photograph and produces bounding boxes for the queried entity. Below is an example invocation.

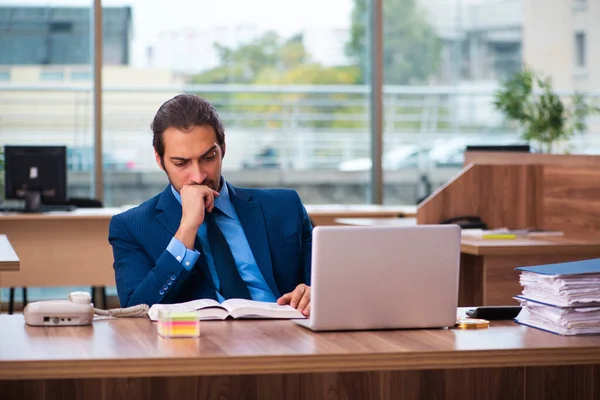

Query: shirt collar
[169,178,234,220]
[215,180,235,219]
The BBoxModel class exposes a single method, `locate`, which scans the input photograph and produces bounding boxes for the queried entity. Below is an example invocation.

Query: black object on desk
[440,215,488,230]
[466,306,522,320]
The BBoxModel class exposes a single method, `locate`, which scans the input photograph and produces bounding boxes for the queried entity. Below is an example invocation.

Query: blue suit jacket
[108,183,312,307]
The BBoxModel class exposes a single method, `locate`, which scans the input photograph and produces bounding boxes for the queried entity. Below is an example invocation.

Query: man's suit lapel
[156,186,183,237]
[228,183,280,297]
[155,186,215,294]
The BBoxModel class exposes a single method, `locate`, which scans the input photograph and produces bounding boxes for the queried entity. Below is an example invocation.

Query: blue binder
[516,258,600,276]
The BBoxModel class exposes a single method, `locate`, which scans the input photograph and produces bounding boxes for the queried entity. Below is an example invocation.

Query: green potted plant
[494,68,600,153]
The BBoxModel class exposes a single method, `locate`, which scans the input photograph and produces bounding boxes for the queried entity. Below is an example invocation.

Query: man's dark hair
[151,94,225,165]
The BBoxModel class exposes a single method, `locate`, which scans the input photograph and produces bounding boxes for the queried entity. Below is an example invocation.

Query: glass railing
[2,83,599,206]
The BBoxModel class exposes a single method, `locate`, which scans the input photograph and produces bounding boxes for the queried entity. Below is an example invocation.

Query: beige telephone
[24,291,149,326]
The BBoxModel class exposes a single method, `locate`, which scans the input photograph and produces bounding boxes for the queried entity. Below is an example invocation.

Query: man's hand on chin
[277,284,311,316]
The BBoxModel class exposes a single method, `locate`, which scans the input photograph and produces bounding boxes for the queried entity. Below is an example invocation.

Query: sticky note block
[157,310,200,338]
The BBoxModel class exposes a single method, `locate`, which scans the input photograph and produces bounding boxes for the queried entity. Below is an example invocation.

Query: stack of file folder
[514,258,600,335]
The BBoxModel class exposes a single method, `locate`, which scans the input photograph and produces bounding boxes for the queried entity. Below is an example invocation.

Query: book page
[147,298,225,321]
[221,299,305,319]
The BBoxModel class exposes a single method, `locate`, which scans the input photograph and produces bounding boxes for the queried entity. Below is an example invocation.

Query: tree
[346,0,441,85]
[193,32,309,84]
[192,32,363,130]
[252,63,362,129]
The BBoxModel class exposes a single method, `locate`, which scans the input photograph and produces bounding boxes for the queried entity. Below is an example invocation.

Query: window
[575,32,586,68]
[0,2,95,308]
[49,21,74,34]
[101,0,370,206]
[70,71,92,80]
[39,70,65,81]
[382,0,527,204]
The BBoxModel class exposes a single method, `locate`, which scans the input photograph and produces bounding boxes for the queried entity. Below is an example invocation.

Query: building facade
[0,6,132,66]
[524,0,600,92]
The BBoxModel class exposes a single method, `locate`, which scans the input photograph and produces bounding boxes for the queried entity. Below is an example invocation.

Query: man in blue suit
[109,94,313,315]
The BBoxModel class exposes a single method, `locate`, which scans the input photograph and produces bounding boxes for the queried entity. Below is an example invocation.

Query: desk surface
[2,314,600,380]
[0,207,123,220]
[0,235,19,272]
[460,235,600,256]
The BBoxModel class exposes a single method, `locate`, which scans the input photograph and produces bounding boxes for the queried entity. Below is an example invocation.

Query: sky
[1,0,355,68]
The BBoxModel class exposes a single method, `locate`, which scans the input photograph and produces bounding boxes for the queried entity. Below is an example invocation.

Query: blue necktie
[205,210,251,300]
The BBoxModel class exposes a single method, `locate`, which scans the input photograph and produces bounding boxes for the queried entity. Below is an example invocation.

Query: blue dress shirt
[166,182,277,303]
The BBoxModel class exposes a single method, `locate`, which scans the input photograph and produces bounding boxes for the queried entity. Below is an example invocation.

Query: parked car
[337,144,425,172]
[337,137,527,171]
[241,146,281,169]
[337,141,463,172]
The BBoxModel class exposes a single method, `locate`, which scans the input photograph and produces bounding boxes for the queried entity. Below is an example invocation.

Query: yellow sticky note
[481,234,517,240]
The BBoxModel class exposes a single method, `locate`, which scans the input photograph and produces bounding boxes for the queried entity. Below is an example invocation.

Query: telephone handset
[23,291,149,326]
[440,215,488,230]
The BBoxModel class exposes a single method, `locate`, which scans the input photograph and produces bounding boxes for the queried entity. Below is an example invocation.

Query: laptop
[294,224,461,331]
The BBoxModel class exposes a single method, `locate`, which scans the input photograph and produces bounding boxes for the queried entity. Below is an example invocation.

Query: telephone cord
[93,304,149,318]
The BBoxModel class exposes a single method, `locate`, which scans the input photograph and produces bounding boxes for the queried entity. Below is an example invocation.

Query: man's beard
[165,172,221,193]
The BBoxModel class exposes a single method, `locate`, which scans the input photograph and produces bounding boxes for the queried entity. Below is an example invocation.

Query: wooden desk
[460,236,600,306]
[0,205,417,288]
[0,235,19,272]
[0,209,120,287]
[1,315,600,400]
[0,235,20,306]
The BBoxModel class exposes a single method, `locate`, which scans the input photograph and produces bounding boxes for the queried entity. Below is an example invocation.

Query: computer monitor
[465,144,531,152]
[4,145,68,212]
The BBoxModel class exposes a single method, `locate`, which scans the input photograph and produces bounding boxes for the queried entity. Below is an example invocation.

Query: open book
[147,298,305,321]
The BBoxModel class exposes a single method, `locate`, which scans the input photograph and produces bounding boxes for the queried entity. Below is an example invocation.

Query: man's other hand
[277,284,311,316]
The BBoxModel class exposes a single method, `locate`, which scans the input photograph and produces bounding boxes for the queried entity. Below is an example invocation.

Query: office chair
[7,197,107,314]
[8,288,27,315]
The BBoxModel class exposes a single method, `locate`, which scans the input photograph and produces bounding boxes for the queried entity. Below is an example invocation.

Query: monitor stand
[24,190,42,213]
